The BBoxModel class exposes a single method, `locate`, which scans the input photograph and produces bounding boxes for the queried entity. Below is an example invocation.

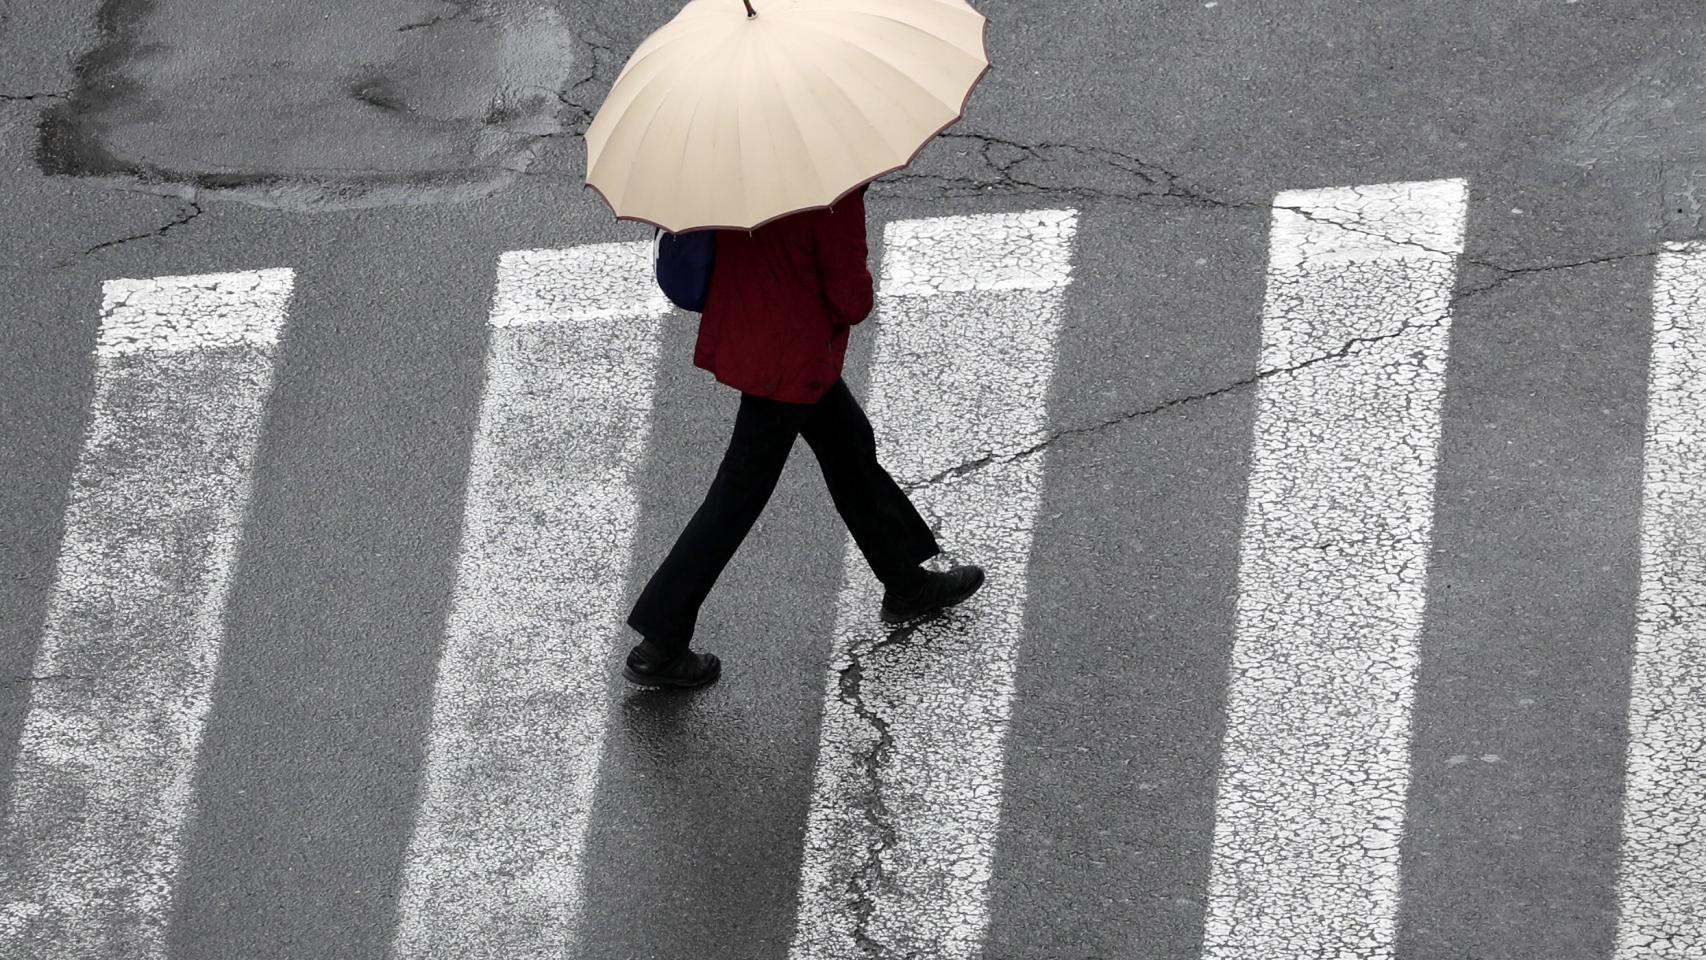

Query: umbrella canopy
[585,0,990,232]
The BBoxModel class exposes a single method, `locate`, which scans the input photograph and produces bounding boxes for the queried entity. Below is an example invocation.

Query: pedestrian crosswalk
[0,183,1700,960]
[1617,241,1706,960]
[1202,179,1466,960]
[792,210,1076,960]
[391,244,672,959]
[0,270,294,959]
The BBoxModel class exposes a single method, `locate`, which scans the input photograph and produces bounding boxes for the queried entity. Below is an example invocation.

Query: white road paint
[389,243,670,959]
[1200,179,1468,960]
[0,269,294,960]
[1614,241,1706,960]
[789,209,1079,959]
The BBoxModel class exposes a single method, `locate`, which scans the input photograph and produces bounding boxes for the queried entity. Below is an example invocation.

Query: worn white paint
[0,269,294,960]
[789,209,1079,960]
[389,242,670,959]
[1200,179,1467,960]
[1614,241,1706,960]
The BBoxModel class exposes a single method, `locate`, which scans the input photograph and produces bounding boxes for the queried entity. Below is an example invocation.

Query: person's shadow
[611,677,761,769]
[613,683,701,753]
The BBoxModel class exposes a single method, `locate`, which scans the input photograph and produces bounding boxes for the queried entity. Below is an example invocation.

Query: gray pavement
[2,0,1704,958]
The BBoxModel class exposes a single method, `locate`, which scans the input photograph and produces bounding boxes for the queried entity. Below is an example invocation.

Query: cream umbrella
[584,0,990,232]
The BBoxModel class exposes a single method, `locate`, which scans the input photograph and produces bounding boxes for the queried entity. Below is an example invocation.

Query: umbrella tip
[742,0,756,17]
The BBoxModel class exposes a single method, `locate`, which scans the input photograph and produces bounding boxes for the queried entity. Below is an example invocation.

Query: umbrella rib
[796,0,988,64]
[826,5,987,63]
[832,18,976,111]
[732,32,764,213]
[751,31,825,206]
[784,24,942,155]
[593,34,728,217]
[653,40,739,225]
[611,19,728,91]
[767,39,882,194]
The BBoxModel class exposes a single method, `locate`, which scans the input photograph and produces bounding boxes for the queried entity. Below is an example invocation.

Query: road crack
[397,1,477,32]
[880,131,1668,494]
[835,619,930,958]
[73,200,205,260]
[890,131,1493,267]
[0,90,70,103]
[893,130,1675,280]
[549,23,620,140]
[1457,248,1663,299]
[898,235,1660,496]
[903,309,1448,494]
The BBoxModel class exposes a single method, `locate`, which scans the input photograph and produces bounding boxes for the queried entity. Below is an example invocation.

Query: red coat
[692,184,874,404]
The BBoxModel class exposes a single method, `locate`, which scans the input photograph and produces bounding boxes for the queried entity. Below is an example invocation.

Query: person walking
[581,0,996,688]
[621,182,987,689]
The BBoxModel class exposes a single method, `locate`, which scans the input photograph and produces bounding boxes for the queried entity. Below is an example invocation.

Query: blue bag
[653,228,717,312]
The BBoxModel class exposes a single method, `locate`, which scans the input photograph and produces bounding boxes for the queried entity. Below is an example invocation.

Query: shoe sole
[622,655,721,689]
[879,568,986,625]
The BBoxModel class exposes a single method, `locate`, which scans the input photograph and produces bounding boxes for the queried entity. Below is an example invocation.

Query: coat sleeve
[815,184,875,326]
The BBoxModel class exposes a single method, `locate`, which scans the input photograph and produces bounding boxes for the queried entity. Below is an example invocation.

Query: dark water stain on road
[1557,13,1706,240]
[37,0,583,210]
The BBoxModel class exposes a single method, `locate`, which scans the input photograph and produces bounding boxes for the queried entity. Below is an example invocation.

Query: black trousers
[627,376,941,655]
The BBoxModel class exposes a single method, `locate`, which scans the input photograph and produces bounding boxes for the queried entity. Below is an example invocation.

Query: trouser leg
[799,378,941,590]
[626,391,807,655]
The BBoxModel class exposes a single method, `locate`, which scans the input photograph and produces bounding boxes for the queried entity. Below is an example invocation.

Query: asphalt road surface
[2,1,1705,959]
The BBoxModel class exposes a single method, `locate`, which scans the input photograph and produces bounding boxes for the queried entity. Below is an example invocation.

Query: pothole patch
[38,0,584,210]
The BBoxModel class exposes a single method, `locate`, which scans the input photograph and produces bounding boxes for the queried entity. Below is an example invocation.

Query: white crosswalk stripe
[0,269,294,960]
[789,210,1078,959]
[1614,240,1706,960]
[389,243,670,960]
[3,190,1705,959]
[1200,179,1468,960]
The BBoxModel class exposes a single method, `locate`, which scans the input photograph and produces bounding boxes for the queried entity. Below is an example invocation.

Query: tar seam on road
[0,269,294,960]
[1199,179,1469,960]
[788,209,1079,960]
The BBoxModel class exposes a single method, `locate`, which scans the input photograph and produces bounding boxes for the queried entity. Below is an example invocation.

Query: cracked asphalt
[3,0,1705,958]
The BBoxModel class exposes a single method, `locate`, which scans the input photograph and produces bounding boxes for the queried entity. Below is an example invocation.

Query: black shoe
[879,564,986,624]
[622,642,721,689]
